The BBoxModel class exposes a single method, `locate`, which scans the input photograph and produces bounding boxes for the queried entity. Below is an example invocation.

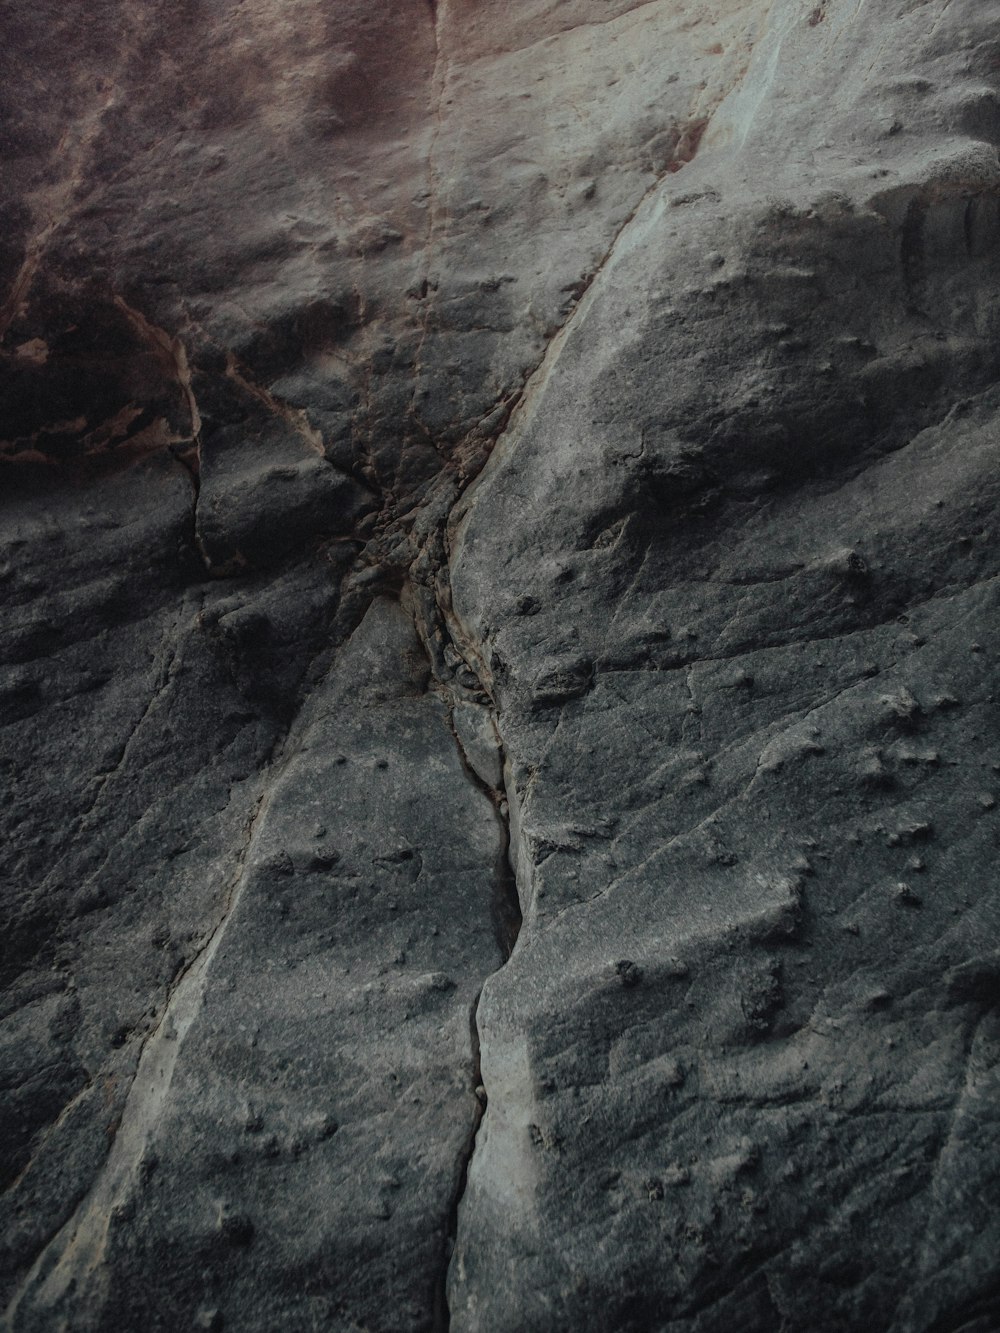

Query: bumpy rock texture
[3,0,1000,1329]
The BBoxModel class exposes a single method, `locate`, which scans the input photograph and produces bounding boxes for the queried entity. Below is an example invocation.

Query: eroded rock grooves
[4,0,1000,1328]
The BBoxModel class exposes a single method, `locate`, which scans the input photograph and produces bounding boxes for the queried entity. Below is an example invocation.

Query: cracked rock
[4,0,1000,1331]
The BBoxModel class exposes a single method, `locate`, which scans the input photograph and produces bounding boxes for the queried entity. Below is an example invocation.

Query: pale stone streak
[3,636,347,1324]
[4,763,280,1324]
[453,22,774,538]
[441,6,780,1014]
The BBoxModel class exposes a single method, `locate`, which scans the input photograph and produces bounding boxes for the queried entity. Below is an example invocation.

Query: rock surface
[2,0,1000,1329]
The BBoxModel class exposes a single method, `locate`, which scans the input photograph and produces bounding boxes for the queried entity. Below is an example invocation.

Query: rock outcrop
[2,1,1000,1329]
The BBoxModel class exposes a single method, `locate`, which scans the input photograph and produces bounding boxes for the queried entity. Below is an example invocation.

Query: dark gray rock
[3,0,1000,1329]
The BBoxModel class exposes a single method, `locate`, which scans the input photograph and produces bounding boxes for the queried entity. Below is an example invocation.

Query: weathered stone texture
[2,1,1000,1329]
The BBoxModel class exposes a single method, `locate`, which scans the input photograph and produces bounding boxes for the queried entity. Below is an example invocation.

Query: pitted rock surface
[3,1,1000,1330]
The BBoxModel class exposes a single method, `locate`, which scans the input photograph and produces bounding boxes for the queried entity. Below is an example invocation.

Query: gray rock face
[3,0,1000,1329]
[8,596,507,1331]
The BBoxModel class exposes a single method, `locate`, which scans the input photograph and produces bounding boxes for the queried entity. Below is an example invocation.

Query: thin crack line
[420,88,739,1304]
[112,296,210,570]
[2,783,272,1323]
[449,105,734,544]
[404,580,521,1330]
[28,596,199,914]
[3,646,340,1323]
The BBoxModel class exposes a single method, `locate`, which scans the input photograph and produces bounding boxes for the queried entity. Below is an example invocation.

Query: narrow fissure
[409,590,523,1331]
[431,777,521,1332]
[346,29,743,1324]
[490,798,523,963]
[389,62,734,1321]
[169,444,211,575]
[112,296,211,575]
[432,993,484,1333]
[441,696,523,962]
